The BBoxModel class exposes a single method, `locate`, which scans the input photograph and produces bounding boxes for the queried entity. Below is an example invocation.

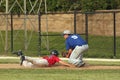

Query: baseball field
[0,57,120,80]
[0,31,120,80]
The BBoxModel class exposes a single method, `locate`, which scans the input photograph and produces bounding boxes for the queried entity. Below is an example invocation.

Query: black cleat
[79,62,85,67]
[20,55,25,66]
[12,50,23,56]
[77,62,85,67]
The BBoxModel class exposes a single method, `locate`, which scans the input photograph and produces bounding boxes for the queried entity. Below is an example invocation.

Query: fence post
[113,12,116,58]
[38,12,41,56]
[74,10,76,34]
[10,12,13,52]
[85,13,88,43]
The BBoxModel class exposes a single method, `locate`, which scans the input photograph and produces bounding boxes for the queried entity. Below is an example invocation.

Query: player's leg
[75,53,85,67]
[69,44,88,59]
[22,60,34,68]
[68,46,83,66]
[13,50,49,67]
[25,56,49,67]
[68,44,88,67]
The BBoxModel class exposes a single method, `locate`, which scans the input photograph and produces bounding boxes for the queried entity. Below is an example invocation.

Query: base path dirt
[0,64,120,70]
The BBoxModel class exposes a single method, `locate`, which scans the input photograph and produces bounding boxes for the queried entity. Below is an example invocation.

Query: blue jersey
[65,34,87,50]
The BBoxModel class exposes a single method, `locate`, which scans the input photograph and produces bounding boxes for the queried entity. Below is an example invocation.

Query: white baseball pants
[68,44,89,66]
[22,56,49,68]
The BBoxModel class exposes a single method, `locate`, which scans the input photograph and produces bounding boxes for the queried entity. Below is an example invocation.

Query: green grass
[0,30,120,58]
[0,59,19,64]
[86,61,120,66]
[0,58,120,80]
[0,69,119,80]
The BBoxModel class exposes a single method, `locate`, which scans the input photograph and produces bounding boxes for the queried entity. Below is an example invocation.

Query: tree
[0,0,120,13]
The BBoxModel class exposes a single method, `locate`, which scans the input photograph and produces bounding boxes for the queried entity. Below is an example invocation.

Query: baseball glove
[61,51,68,57]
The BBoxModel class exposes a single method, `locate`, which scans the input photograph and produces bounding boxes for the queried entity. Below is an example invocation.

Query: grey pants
[68,44,89,66]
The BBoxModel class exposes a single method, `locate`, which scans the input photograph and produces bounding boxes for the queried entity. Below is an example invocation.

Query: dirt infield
[0,57,120,69]
[0,64,120,70]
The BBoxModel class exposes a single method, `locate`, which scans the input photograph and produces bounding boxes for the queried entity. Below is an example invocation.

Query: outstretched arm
[59,60,75,67]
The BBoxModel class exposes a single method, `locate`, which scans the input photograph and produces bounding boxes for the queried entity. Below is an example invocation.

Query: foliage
[81,0,107,12]
[0,0,120,13]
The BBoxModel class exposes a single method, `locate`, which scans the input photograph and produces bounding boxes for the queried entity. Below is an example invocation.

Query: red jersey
[43,55,61,66]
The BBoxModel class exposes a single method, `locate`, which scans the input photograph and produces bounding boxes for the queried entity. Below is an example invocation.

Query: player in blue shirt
[63,30,89,67]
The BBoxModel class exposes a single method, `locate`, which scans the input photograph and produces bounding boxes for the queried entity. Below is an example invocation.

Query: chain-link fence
[39,11,120,58]
[0,13,39,56]
[85,11,120,58]
[0,11,120,58]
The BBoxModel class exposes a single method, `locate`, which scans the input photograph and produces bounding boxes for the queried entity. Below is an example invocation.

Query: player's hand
[61,51,68,57]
